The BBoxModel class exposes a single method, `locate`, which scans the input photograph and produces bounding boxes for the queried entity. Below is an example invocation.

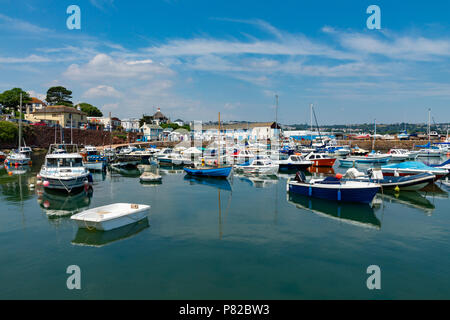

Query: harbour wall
[300,139,441,151]
[0,126,135,149]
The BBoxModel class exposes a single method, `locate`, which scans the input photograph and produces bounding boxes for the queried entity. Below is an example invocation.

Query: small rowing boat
[71,203,150,231]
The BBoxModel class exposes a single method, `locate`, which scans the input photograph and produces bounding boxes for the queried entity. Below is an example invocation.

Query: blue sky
[1,0,450,125]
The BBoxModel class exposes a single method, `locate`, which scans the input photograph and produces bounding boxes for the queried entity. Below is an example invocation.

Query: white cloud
[64,54,174,81]
[82,85,122,98]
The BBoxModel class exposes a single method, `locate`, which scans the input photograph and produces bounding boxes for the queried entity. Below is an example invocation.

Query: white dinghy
[140,172,162,183]
[71,203,150,231]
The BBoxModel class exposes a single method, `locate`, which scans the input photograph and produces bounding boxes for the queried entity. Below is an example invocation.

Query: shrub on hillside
[0,121,18,142]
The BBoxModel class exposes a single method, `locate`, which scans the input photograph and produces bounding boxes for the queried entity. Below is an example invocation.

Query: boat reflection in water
[4,164,30,175]
[235,173,278,188]
[307,166,335,175]
[379,191,435,216]
[158,168,184,175]
[72,218,149,247]
[420,183,448,199]
[184,175,232,191]
[287,193,381,230]
[37,188,93,218]
[109,166,141,178]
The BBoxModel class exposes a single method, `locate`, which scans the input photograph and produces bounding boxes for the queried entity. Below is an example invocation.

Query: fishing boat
[277,155,312,171]
[184,166,232,178]
[339,153,391,166]
[303,152,336,167]
[4,152,31,167]
[237,158,278,175]
[139,172,162,183]
[343,167,435,191]
[39,144,91,193]
[5,94,31,167]
[381,161,448,181]
[82,146,107,171]
[71,203,150,231]
[184,112,233,178]
[287,171,380,204]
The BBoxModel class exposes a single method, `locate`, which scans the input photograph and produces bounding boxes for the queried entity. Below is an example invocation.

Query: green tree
[77,103,103,117]
[0,88,31,112]
[0,121,18,142]
[46,86,73,106]
[139,115,153,127]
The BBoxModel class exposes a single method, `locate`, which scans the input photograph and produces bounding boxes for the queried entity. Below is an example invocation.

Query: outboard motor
[295,171,306,183]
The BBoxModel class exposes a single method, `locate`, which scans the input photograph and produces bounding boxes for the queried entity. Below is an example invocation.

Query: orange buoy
[335,173,343,179]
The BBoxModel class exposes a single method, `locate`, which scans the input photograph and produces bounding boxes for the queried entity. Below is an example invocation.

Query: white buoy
[29,184,35,188]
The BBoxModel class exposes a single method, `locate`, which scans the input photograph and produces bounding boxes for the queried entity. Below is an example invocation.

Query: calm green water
[1,154,449,299]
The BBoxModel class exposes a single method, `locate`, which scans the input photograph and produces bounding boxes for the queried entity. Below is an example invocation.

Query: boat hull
[40,175,90,192]
[287,180,379,204]
[184,166,232,178]
[279,163,311,171]
[84,161,106,171]
[72,205,149,231]
[309,158,336,167]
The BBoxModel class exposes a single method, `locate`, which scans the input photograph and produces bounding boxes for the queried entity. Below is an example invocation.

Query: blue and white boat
[381,161,448,180]
[343,168,435,191]
[429,159,450,170]
[287,172,380,204]
[82,146,107,171]
[414,142,442,157]
[339,153,391,167]
[184,166,232,178]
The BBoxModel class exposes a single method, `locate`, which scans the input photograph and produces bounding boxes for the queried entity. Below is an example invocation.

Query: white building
[121,118,140,132]
[201,122,281,142]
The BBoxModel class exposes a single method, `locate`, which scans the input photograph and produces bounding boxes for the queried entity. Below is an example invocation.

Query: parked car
[31,121,47,126]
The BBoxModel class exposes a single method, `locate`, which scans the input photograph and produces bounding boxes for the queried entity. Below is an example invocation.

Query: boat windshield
[46,157,83,168]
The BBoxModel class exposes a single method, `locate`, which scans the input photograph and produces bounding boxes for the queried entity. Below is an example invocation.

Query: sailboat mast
[18,93,22,150]
[428,108,431,144]
[372,119,376,151]
[218,112,221,167]
[310,103,312,142]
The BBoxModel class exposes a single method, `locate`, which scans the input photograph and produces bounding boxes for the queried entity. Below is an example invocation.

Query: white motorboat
[119,145,137,155]
[388,149,419,161]
[236,158,279,175]
[159,153,192,166]
[5,151,31,166]
[276,155,312,171]
[230,149,255,165]
[39,144,91,193]
[71,203,150,231]
[417,148,442,157]
[155,148,173,160]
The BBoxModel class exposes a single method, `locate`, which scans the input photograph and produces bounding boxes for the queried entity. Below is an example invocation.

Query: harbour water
[1,153,449,299]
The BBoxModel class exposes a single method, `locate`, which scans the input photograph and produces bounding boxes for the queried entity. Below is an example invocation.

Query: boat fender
[337,189,341,201]
[394,186,400,193]
[308,186,312,197]
[43,181,50,187]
